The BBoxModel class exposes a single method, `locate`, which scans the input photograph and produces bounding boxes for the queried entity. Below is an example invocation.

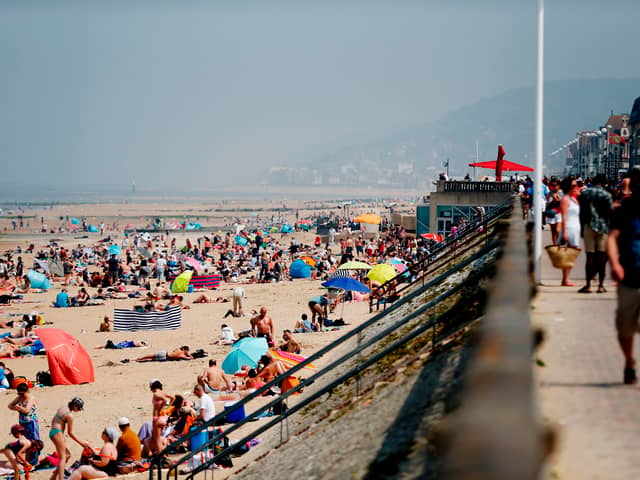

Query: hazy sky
[1,0,638,190]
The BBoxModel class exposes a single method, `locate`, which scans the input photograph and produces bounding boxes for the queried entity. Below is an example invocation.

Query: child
[294,314,314,333]
[215,324,236,345]
[98,316,111,332]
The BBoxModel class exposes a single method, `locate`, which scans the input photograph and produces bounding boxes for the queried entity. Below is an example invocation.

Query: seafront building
[416,180,512,235]
[560,97,640,180]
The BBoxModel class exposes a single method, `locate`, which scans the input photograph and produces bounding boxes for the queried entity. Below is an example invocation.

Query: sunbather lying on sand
[133,346,192,362]
[192,294,228,304]
[96,340,149,349]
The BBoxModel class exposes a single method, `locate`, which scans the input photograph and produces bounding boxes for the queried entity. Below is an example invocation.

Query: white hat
[118,417,130,426]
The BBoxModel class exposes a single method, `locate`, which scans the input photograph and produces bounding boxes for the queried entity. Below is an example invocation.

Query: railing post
[356,330,363,396]
[279,400,290,444]
[432,302,438,350]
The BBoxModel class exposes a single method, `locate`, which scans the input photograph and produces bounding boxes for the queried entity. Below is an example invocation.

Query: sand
[0,201,381,477]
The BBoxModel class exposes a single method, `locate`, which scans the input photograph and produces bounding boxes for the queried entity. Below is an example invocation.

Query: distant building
[564,113,630,180]
[565,131,601,179]
[603,113,630,178]
[630,97,640,169]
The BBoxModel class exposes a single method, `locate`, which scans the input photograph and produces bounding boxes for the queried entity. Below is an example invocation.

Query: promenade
[534,248,640,479]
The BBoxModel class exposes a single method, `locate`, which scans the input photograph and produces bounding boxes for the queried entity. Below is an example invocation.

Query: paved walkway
[534,246,640,479]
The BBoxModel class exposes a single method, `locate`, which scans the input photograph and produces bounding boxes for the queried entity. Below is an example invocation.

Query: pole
[533,0,544,284]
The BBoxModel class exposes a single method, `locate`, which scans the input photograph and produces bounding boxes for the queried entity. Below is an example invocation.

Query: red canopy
[420,233,443,242]
[37,328,94,385]
[468,159,534,172]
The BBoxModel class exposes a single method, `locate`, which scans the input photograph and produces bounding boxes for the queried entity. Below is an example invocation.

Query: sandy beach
[0,201,384,477]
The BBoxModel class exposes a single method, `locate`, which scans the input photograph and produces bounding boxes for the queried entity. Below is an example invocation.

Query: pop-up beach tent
[27,270,52,290]
[290,259,311,278]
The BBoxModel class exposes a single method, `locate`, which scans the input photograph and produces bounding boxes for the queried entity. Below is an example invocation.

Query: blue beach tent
[289,259,311,279]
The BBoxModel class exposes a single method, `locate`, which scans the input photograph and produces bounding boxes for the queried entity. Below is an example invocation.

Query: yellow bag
[545,245,581,269]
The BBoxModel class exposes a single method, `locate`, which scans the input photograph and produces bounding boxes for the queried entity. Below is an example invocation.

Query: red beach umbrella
[37,328,94,385]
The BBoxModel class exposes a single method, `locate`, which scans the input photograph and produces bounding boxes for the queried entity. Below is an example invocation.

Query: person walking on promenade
[578,174,613,293]
[545,179,563,245]
[559,177,581,286]
[607,166,640,384]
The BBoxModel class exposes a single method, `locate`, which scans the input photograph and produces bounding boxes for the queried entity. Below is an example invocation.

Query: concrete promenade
[534,245,640,479]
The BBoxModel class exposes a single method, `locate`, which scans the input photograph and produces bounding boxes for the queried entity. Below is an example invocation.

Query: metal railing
[183,242,500,479]
[369,199,513,312]
[440,180,515,193]
[149,236,504,480]
[440,199,543,479]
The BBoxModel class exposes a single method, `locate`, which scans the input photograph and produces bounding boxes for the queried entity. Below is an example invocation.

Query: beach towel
[49,260,64,277]
[113,306,182,332]
[168,273,222,290]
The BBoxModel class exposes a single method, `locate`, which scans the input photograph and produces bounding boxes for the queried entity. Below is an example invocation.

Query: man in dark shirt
[108,254,119,285]
[578,174,613,293]
[608,166,640,384]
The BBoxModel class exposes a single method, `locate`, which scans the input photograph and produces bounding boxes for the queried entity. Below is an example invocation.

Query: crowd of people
[0,198,465,479]
[519,168,640,385]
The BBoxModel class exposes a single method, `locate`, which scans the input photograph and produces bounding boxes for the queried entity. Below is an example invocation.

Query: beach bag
[192,349,208,359]
[281,376,300,395]
[183,449,213,473]
[36,370,52,387]
[212,432,233,468]
[545,245,581,269]
[229,441,251,457]
[12,376,33,389]
[271,399,288,416]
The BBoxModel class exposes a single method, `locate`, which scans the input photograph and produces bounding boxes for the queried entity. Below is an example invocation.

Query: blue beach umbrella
[322,277,370,293]
[221,337,268,374]
[71,218,80,225]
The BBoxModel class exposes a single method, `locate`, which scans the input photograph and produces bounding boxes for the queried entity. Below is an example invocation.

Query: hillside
[266,78,639,188]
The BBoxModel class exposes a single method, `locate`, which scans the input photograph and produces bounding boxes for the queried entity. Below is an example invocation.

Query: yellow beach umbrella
[338,261,372,270]
[367,264,396,284]
[300,256,317,267]
[354,213,382,225]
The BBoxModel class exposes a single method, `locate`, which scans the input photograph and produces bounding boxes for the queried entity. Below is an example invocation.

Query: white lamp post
[533,0,545,284]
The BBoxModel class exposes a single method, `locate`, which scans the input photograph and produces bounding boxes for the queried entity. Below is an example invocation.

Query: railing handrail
[440,180,516,193]
[150,235,504,479]
[369,199,512,310]
[185,243,500,478]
